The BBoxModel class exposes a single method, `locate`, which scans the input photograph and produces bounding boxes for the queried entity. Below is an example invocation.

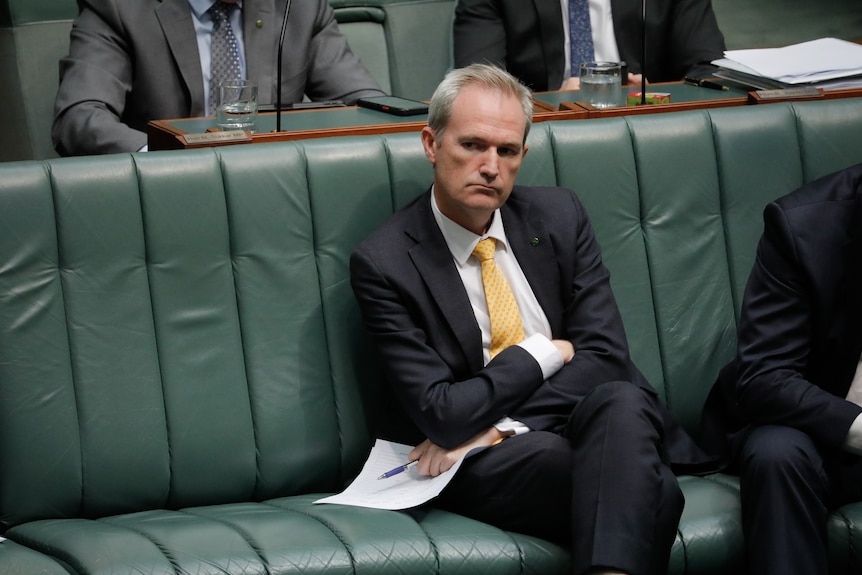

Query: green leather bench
[2,99,862,574]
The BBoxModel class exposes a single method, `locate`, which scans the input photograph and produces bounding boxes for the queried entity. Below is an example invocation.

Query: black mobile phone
[356,96,429,116]
[257,101,345,112]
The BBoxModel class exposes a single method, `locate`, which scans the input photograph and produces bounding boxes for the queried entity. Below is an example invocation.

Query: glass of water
[217,80,258,132]
[578,62,622,109]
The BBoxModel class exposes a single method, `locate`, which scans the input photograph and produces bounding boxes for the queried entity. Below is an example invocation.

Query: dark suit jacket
[702,163,862,462]
[351,186,714,473]
[53,0,384,156]
[454,0,725,91]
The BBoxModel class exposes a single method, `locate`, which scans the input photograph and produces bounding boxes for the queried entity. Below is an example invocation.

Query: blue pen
[377,459,418,480]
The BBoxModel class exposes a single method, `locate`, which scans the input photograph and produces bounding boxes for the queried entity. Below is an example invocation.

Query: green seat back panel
[0,0,77,26]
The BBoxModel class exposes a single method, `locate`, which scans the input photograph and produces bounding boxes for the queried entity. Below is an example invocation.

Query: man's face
[422,85,528,235]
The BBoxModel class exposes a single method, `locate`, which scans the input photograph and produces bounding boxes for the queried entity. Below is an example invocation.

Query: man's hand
[628,73,645,86]
[561,76,581,91]
[409,427,509,477]
[552,339,575,363]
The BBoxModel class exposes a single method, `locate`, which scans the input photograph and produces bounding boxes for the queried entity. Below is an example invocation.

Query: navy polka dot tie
[569,0,596,77]
[210,1,242,115]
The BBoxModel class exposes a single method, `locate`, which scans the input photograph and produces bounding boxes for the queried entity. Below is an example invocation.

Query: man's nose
[479,149,499,178]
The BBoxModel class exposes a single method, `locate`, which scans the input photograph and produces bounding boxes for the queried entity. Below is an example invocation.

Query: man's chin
[465,186,506,203]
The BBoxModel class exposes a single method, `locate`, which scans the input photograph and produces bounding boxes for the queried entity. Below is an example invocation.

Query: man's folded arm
[510,194,646,431]
[350,247,546,449]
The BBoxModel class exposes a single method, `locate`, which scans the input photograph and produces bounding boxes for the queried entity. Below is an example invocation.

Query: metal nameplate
[182,131,252,145]
[754,87,822,100]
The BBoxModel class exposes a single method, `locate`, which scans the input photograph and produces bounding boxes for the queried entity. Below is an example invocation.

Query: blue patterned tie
[210,1,242,115]
[569,0,595,77]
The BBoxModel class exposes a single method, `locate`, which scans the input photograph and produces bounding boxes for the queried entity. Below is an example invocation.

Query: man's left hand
[409,427,509,476]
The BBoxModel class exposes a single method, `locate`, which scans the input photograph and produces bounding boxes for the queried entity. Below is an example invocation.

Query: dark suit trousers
[435,381,683,575]
[737,425,862,575]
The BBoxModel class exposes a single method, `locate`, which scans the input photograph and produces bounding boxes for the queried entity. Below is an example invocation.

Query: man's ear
[421,126,437,165]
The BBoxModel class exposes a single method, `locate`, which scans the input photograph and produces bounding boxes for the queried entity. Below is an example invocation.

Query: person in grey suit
[350,64,713,575]
[454,0,725,92]
[53,0,384,156]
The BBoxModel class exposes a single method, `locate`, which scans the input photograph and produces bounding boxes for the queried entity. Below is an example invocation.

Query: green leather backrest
[0,0,76,161]
[332,6,392,94]
[0,0,76,25]
[331,0,454,100]
[1,100,862,529]
[0,148,354,527]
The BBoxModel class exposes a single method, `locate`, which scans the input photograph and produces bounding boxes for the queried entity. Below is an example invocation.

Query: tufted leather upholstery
[1,99,862,573]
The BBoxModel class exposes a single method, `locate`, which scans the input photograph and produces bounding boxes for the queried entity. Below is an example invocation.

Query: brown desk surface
[533,81,750,117]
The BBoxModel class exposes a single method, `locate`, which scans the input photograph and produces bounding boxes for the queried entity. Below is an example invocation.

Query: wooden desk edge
[149,114,428,151]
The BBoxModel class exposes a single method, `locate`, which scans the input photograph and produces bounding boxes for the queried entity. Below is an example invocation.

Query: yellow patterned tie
[472,238,525,358]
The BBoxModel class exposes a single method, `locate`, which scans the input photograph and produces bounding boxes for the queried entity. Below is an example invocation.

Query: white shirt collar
[430,187,510,267]
[187,0,243,19]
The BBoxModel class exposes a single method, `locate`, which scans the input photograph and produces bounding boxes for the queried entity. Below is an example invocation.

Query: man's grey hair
[427,64,533,143]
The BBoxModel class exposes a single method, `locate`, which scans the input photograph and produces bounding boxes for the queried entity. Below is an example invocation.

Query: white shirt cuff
[517,333,565,380]
[844,413,862,455]
[493,416,530,435]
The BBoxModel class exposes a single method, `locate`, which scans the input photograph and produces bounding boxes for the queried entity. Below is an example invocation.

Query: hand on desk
[560,73,645,91]
[409,427,511,477]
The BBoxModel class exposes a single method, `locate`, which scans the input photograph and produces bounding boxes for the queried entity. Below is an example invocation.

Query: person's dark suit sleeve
[53,0,148,155]
[667,0,726,79]
[734,202,862,447]
[350,236,546,450]
[453,0,508,70]
[508,191,653,432]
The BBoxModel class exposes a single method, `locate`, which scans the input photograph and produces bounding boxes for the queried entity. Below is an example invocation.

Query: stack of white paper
[712,37,862,89]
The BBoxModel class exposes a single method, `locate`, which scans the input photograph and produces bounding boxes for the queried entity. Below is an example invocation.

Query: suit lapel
[244,0,276,104]
[407,195,485,373]
[503,193,565,335]
[156,0,206,116]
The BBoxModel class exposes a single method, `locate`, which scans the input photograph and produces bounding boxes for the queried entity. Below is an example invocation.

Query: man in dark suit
[454,0,725,92]
[53,0,384,156]
[702,163,862,573]
[350,63,706,575]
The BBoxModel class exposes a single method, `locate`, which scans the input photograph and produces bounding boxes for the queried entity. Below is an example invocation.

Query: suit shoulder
[765,163,862,249]
[774,162,862,214]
